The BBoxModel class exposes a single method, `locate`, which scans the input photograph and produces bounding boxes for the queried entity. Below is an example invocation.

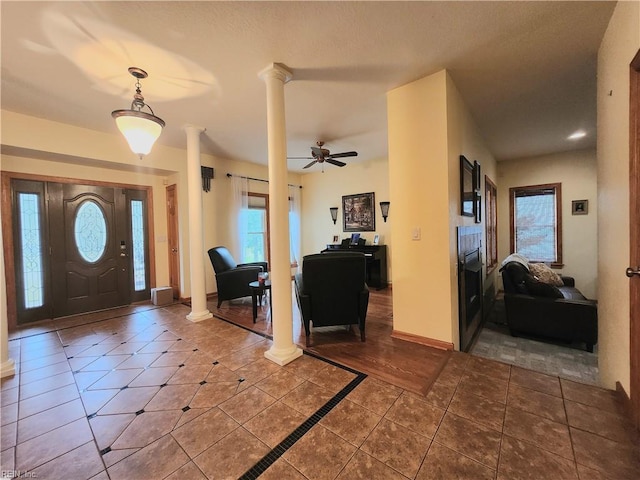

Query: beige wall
[0,110,302,305]
[497,149,599,299]
[387,70,497,349]
[446,74,499,343]
[596,0,640,391]
[299,156,391,277]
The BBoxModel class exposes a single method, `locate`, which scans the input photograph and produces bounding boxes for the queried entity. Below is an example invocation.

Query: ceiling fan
[288,141,358,169]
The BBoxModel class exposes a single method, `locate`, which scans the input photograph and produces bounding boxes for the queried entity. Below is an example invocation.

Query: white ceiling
[1,1,615,172]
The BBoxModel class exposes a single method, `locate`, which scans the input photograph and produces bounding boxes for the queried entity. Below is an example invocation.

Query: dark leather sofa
[207,246,268,307]
[294,252,369,346]
[500,261,598,352]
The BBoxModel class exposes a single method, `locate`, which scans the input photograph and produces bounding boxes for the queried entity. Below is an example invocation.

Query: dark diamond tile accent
[160,383,167,388]
[182,406,191,412]
[239,352,367,480]
[199,380,207,385]
[67,356,74,359]
[179,364,185,368]
[120,385,129,391]
[100,447,112,456]
[162,351,168,354]
[136,409,145,416]
[87,413,97,420]
[193,349,198,352]
[177,338,182,341]
[213,361,219,365]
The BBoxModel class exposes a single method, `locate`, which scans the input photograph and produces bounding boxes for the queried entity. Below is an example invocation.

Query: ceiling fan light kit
[289,141,358,170]
[111,67,165,159]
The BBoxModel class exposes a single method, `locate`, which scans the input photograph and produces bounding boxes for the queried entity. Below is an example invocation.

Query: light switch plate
[412,227,421,240]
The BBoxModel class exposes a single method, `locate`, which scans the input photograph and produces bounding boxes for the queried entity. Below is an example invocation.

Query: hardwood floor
[210,285,451,396]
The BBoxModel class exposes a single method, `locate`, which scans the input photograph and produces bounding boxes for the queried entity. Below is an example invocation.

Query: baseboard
[615,381,638,430]
[391,330,454,351]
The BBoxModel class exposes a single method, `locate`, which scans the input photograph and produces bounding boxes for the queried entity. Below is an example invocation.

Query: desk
[248,280,271,323]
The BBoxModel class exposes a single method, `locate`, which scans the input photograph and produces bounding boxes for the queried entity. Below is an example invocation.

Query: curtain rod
[226,173,302,189]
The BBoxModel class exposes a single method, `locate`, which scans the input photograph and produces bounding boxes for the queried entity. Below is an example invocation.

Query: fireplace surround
[458,226,484,351]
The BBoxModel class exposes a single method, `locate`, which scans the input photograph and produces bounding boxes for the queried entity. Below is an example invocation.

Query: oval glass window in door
[74,200,107,262]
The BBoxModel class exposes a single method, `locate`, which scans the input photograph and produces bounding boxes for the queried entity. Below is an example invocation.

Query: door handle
[626,266,640,278]
[171,248,178,253]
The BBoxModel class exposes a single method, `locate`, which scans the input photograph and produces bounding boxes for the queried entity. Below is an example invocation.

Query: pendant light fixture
[112,67,165,158]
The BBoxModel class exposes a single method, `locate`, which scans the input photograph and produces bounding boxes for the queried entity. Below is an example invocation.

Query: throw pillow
[529,263,564,287]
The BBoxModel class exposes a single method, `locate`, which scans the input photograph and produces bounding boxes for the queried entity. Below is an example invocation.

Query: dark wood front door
[49,183,129,317]
[7,176,152,325]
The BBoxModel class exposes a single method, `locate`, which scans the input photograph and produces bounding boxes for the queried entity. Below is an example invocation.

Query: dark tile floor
[1,302,638,479]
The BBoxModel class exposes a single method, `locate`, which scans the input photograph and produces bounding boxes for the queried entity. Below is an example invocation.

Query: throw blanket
[501,253,530,270]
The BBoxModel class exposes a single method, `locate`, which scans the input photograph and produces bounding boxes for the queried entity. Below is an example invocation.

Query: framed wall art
[572,199,588,215]
[460,156,474,217]
[343,192,376,232]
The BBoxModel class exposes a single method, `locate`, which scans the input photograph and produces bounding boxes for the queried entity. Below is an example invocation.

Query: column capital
[183,124,206,135]
[258,63,293,84]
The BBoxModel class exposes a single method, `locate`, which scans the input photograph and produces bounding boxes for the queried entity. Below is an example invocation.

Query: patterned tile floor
[471,300,599,385]
[1,302,638,479]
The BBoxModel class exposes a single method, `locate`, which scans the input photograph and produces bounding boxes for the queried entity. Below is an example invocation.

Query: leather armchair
[500,261,597,352]
[207,246,268,307]
[294,252,369,346]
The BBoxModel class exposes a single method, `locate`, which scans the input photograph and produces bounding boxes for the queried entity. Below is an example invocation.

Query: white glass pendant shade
[112,110,164,157]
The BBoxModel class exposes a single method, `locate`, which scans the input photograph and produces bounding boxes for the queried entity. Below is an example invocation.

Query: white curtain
[230,175,249,262]
[289,185,302,274]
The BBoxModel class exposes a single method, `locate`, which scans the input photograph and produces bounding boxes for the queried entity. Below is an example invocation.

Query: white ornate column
[259,63,303,365]
[184,124,213,322]
[0,209,16,378]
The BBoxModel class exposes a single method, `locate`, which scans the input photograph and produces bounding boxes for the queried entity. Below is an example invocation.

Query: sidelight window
[18,193,44,309]
[131,200,146,291]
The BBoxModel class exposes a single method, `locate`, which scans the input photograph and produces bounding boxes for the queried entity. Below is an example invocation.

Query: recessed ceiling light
[568,131,587,140]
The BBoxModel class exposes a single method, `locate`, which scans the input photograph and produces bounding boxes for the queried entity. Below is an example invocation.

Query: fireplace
[458,226,484,352]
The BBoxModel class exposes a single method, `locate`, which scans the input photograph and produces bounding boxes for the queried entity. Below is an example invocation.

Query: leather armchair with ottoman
[208,246,268,307]
[294,252,369,346]
[500,257,597,352]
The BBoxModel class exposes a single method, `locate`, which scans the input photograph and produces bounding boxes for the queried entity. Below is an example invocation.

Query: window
[510,183,562,266]
[130,199,146,291]
[18,192,44,309]
[243,193,270,264]
[485,176,498,272]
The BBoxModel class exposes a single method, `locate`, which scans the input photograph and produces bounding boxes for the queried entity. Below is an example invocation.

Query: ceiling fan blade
[287,156,314,160]
[328,151,358,159]
[303,160,318,169]
[326,159,346,167]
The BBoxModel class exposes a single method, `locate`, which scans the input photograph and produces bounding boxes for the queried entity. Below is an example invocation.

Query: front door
[48,183,129,317]
[9,177,151,324]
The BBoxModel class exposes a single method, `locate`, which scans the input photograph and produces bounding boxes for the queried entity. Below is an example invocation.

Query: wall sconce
[380,201,390,222]
[329,207,338,224]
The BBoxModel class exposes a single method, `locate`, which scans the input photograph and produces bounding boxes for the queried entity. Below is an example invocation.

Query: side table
[248,280,271,323]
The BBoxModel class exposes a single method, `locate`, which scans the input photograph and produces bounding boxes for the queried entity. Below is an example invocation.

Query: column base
[186,310,213,323]
[1,359,16,378]
[264,345,303,366]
